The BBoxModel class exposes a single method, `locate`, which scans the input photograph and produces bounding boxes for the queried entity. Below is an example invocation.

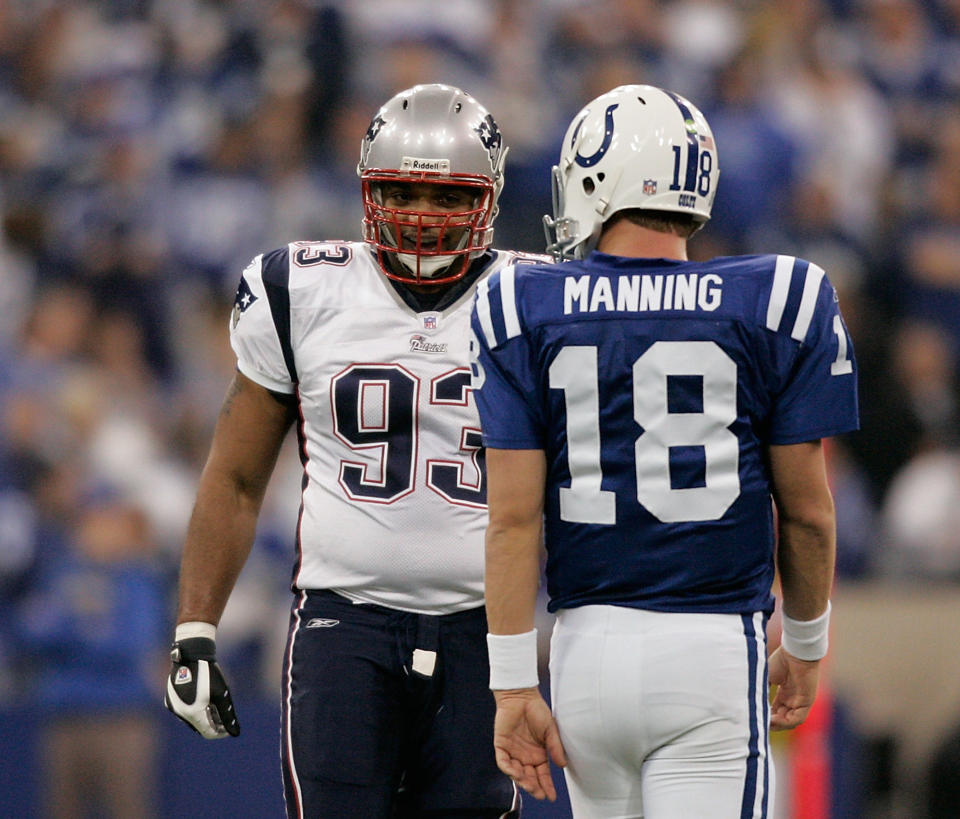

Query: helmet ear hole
[582,177,596,196]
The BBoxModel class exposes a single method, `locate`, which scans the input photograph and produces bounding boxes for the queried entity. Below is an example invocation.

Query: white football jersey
[230,241,549,614]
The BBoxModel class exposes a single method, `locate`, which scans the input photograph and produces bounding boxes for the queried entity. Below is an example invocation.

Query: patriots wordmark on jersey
[472,252,859,615]
[231,240,549,614]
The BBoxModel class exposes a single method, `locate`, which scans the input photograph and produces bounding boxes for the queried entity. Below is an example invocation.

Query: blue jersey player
[471,85,859,817]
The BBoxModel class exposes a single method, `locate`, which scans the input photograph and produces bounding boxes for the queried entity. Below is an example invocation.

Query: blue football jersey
[471,252,859,615]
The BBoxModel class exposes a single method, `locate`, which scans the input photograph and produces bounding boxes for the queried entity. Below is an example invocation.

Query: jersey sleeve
[229,250,296,395]
[470,268,544,449]
[767,262,859,444]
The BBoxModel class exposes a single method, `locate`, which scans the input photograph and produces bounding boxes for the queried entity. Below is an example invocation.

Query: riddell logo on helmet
[401,157,451,173]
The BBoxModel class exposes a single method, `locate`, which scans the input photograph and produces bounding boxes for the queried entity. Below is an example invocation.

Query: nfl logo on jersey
[422,314,438,330]
[643,179,657,195]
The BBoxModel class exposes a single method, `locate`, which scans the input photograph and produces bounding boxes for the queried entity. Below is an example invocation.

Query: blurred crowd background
[0,0,958,816]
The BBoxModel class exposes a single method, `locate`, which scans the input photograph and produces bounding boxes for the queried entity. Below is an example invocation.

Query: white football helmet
[544,84,720,260]
[358,84,507,284]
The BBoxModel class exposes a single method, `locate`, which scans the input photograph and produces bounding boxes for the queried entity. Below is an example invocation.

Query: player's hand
[164,636,240,739]
[768,645,821,731]
[492,688,567,801]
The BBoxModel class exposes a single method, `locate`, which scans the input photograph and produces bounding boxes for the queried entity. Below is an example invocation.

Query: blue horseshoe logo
[574,103,619,168]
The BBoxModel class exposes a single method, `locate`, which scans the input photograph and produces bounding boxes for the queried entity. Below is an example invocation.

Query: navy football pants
[280,590,519,818]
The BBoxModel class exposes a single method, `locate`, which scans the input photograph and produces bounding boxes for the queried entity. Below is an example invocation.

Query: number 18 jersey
[471,252,860,615]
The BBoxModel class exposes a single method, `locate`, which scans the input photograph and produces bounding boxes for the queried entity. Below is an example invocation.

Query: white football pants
[550,605,773,819]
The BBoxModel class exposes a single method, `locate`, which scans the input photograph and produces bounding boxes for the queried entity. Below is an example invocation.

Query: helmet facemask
[361,172,496,285]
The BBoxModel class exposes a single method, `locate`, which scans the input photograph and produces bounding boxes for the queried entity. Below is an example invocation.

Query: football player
[164,84,547,818]
[471,85,860,816]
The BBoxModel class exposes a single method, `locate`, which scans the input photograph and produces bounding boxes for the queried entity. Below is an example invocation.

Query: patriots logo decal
[475,114,502,166]
[365,114,386,144]
[232,275,258,329]
[360,114,387,167]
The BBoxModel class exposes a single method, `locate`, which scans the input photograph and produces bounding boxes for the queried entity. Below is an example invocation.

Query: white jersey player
[231,238,543,613]
[164,84,546,819]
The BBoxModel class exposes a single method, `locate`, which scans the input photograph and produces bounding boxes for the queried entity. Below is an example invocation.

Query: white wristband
[175,621,217,642]
[487,629,539,690]
[780,602,831,661]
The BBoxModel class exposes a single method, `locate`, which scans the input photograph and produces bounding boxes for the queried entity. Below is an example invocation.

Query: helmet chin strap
[395,252,458,279]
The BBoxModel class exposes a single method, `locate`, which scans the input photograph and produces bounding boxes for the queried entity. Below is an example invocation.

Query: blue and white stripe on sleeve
[764,255,827,344]
[474,267,522,351]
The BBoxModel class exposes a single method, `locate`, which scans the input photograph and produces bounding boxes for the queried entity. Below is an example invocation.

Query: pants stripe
[739,612,770,819]
[759,612,770,819]
[282,589,308,819]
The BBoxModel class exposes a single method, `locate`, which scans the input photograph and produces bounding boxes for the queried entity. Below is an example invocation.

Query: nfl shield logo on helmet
[643,179,657,195]
[175,666,193,685]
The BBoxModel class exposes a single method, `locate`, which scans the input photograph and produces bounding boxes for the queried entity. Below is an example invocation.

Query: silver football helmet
[544,84,720,260]
[358,84,507,284]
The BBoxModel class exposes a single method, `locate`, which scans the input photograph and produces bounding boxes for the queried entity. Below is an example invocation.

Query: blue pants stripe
[740,612,769,819]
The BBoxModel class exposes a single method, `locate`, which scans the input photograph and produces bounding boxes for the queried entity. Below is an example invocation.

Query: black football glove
[164,635,240,739]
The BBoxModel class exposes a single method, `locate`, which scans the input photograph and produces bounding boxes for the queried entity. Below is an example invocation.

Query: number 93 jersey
[471,252,860,615]
[230,240,549,614]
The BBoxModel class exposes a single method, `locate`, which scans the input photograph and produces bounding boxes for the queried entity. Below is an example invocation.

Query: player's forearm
[485,519,542,635]
[176,469,262,625]
[484,448,547,635]
[175,373,292,625]
[777,508,836,621]
[769,441,837,621]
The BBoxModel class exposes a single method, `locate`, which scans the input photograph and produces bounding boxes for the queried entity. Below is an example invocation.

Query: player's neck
[596,222,688,261]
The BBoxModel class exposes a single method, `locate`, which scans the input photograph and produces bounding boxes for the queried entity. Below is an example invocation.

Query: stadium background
[0,0,958,816]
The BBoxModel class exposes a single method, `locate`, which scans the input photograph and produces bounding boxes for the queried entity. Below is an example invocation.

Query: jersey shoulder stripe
[230,248,296,394]
[764,255,794,333]
[473,256,559,350]
[474,275,498,349]
[791,262,825,342]
[498,266,521,340]
[762,254,829,343]
[474,266,525,351]
[261,246,296,383]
